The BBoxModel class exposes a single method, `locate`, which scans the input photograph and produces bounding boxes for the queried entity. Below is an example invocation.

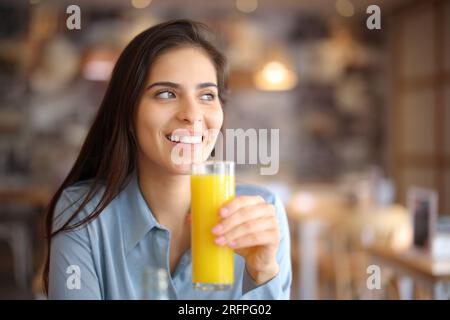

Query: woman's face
[135,46,224,175]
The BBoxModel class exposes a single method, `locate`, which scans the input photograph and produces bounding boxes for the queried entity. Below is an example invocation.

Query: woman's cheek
[207,109,223,141]
[208,106,224,129]
[136,107,166,152]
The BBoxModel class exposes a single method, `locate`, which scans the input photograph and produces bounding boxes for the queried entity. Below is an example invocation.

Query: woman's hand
[211,195,281,285]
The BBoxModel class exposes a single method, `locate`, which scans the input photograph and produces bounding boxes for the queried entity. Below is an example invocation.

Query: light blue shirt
[48,171,292,300]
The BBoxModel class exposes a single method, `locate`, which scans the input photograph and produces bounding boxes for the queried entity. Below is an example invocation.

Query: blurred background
[0,0,449,299]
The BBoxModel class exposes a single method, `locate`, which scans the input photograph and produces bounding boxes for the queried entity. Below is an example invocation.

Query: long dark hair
[42,19,228,293]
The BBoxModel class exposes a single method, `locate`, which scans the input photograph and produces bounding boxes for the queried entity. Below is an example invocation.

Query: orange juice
[191,173,235,289]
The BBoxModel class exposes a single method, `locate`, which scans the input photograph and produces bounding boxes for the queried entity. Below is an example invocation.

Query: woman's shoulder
[59,179,105,210]
[62,178,94,193]
[53,179,107,231]
[236,183,278,205]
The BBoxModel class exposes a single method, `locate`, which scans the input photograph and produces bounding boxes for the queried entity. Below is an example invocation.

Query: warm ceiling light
[293,193,316,214]
[83,60,114,81]
[82,48,117,81]
[236,0,258,13]
[131,0,152,9]
[254,61,298,91]
[335,0,355,17]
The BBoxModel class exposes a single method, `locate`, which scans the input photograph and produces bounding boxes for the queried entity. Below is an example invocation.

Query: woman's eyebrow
[146,81,218,90]
[197,82,218,89]
[146,81,179,90]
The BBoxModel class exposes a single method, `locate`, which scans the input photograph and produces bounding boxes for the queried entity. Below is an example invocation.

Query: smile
[165,134,204,144]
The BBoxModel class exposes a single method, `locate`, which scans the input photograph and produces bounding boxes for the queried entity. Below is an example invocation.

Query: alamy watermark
[66,264,81,290]
[66,5,81,30]
[65,4,381,32]
[366,264,381,290]
[366,5,381,30]
[169,122,280,176]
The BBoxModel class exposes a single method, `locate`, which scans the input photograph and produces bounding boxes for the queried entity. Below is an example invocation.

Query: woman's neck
[137,162,191,230]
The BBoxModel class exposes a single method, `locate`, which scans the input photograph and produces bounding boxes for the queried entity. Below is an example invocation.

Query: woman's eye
[156,91,176,99]
[200,93,215,101]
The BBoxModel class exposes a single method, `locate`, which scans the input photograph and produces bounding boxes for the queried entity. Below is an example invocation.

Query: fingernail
[215,236,226,245]
[220,208,229,217]
[212,224,223,234]
[228,240,236,248]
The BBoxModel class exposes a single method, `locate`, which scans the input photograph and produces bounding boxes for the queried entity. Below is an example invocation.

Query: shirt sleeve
[48,190,102,300]
[239,194,292,300]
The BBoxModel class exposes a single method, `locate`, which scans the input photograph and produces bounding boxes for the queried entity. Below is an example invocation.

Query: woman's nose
[177,97,203,124]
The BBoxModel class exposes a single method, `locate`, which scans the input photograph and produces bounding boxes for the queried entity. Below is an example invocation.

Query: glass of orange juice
[191,161,235,291]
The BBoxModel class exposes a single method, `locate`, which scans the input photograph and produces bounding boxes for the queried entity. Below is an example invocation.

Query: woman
[44,19,291,299]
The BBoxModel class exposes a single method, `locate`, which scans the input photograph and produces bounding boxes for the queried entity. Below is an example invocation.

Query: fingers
[186,212,192,224]
[213,196,280,249]
[212,203,274,236]
[219,195,265,218]
[228,228,280,249]
[214,216,276,246]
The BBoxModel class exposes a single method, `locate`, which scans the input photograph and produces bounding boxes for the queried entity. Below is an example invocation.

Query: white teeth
[169,135,180,142]
[168,135,202,144]
[180,135,202,144]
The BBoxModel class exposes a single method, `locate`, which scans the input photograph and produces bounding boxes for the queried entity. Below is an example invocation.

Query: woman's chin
[170,163,192,175]
[166,149,212,175]
[167,155,212,175]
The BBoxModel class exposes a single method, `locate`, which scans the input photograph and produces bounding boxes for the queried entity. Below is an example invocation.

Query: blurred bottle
[141,267,169,300]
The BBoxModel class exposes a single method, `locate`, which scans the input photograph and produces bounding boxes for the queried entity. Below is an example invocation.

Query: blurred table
[0,185,51,288]
[287,186,412,300]
[367,245,450,299]
[0,186,51,208]
[287,187,348,299]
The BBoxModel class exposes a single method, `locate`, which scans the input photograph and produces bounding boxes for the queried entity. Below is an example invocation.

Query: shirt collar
[120,170,161,254]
